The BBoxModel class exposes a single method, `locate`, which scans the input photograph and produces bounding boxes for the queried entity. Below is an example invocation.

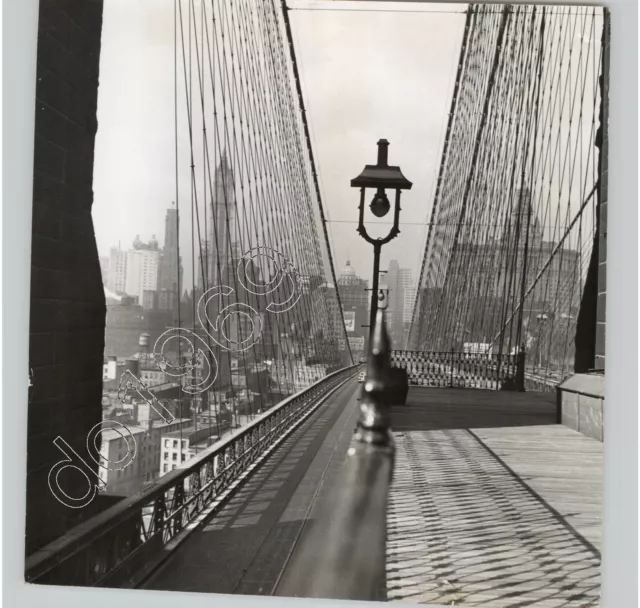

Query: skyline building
[403,287,417,324]
[105,207,182,313]
[107,246,127,294]
[336,260,369,356]
[158,207,183,299]
[206,152,240,288]
[125,237,160,303]
[420,192,584,351]
[505,187,544,247]
[386,261,414,347]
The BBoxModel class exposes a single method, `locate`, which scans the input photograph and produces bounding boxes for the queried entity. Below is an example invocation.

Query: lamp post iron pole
[369,243,382,345]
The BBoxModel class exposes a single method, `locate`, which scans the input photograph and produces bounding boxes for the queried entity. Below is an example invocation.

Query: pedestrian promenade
[142,386,603,608]
[387,388,602,608]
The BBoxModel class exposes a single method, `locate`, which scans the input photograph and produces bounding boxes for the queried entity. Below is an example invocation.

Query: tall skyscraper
[386,260,413,347]
[107,246,127,294]
[164,207,178,250]
[403,287,417,324]
[206,152,239,287]
[158,207,183,300]
[194,153,260,367]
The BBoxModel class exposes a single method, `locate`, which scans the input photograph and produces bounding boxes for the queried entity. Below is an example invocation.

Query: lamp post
[536,313,549,368]
[351,139,412,346]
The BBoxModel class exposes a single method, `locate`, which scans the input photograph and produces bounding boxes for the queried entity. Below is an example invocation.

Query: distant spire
[219,147,229,170]
[215,148,233,181]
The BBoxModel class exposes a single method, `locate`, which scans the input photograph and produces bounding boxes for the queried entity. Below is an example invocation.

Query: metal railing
[25,365,359,588]
[390,350,524,390]
[523,370,560,392]
[276,294,395,601]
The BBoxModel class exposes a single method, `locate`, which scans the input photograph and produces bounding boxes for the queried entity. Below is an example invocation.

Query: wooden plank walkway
[387,388,602,608]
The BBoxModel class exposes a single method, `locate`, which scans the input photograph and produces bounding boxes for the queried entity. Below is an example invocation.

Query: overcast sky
[92,1,468,289]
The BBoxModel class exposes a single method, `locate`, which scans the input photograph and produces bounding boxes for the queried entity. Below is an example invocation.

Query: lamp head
[370,188,390,218]
[350,139,413,191]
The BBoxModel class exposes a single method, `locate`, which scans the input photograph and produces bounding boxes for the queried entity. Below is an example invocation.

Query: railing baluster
[389,348,557,391]
[450,349,455,387]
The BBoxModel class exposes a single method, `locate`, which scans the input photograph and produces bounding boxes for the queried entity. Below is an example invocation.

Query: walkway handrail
[276,295,394,601]
[25,364,359,587]
[523,371,558,392]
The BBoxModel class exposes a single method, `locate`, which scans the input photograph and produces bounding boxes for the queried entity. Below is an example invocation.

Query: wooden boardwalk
[387,388,603,608]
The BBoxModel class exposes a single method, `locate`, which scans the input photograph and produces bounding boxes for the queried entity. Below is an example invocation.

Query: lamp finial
[376,139,389,167]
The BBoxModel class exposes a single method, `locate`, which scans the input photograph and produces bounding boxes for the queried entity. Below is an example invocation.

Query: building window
[164,439,170,448]
[172,453,177,461]
[163,464,168,473]
[172,465,177,470]
[173,440,178,449]
[181,454,186,462]
[182,440,187,449]
[164,452,169,460]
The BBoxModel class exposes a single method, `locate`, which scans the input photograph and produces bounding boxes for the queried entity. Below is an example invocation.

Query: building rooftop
[340,260,356,278]
[162,423,217,439]
[99,418,191,441]
[100,424,146,441]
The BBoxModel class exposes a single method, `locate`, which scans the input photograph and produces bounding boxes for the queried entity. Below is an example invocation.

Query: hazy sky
[92,0,467,289]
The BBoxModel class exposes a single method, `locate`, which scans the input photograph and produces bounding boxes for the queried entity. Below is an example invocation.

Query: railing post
[450,348,455,388]
[515,345,526,392]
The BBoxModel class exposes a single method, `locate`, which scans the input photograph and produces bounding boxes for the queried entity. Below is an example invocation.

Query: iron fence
[25,365,359,588]
[390,350,522,390]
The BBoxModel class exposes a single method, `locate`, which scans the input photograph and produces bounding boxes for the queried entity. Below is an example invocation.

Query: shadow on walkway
[391,388,557,432]
[387,388,601,607]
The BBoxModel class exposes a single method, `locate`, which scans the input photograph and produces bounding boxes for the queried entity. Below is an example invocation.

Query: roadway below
[140,376,362,595]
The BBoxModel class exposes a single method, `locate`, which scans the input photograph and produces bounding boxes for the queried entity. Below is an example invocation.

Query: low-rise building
[98,418,191,496]
[159,424,219,477]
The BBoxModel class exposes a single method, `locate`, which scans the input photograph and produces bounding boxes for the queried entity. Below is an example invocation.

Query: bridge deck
[142,386,602,607]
